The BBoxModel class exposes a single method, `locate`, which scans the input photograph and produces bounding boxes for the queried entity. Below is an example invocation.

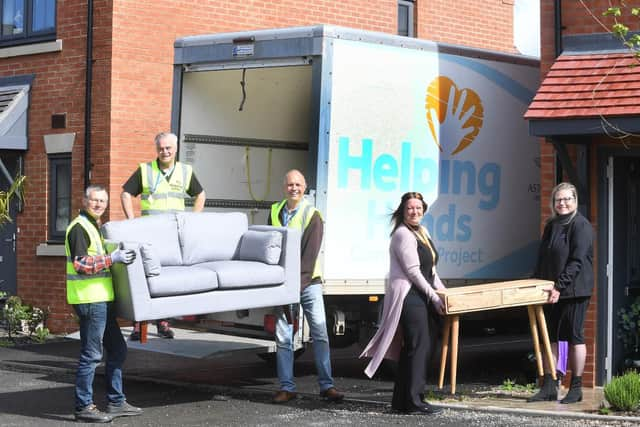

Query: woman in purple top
[360,192,446,415]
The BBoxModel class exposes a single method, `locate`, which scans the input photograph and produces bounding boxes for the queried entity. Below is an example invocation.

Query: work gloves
[110,249,136,265]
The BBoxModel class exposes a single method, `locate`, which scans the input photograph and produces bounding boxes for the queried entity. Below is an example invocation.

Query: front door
[610,156,640,376]
[0,153,19,296]
[0,207,17,296]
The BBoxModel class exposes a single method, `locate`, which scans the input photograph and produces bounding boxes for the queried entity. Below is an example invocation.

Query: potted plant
[618,296,640,368]
[0,173,26,226]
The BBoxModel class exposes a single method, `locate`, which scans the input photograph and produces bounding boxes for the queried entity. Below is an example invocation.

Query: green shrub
[32,326,50,344]
[1,296,29,339]
[1,296,49,341]
[604,370,640,412]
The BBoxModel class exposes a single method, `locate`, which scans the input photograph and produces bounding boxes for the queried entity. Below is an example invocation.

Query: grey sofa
[101,212,300,340]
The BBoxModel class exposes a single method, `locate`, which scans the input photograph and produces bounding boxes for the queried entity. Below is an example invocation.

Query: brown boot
[272,390,297,404]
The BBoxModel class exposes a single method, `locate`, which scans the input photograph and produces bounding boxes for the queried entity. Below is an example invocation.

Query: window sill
[36,242,65,257]
[0,39,62,59]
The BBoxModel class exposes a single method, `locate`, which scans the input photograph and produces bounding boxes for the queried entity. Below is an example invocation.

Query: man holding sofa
[66,185,142,422]
[120,131,206,340]
[268,169,344,404]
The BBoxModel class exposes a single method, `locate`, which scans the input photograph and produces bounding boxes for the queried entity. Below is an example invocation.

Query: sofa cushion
[102,214,182,266]
[140,243,162,277]
[197,261,285,289]
[147,266,219,297]
[237,230,282,265]
[178,212,248,265]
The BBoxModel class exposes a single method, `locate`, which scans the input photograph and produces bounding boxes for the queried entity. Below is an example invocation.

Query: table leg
[535,305,556,380]
[527,305,544,378]
[140,321,148,344]
[438,316,451,390]
[450,315,460,395]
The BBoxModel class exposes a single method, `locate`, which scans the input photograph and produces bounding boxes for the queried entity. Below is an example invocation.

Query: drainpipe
[84,0,94,188]
[554,0,563,58]
[553,0,563,184]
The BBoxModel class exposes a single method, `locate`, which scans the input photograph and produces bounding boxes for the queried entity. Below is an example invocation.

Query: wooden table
[435,279,556,394]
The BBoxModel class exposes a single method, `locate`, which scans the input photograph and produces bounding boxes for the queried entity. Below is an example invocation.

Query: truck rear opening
[171,25,540,351]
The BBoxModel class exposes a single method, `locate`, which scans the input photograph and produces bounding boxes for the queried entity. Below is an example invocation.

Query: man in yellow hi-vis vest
[66,185,141,422]
[268,169,344,404]
[120,132,205,340]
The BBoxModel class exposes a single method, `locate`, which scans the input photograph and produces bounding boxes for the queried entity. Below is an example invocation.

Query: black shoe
[560,389,583,404]
[560,376,583,404]
[129,323,141,341]
[74,404,113,423]
[105,401,143,417]
[406,404,443,415]
[527,374,558,402]
[157,321,174,339]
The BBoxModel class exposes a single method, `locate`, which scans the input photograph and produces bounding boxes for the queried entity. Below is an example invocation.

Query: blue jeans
[275,283,334,392]
[73,302,127,410]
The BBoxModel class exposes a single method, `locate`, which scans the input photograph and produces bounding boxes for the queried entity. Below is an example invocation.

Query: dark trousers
[392,287,433,411]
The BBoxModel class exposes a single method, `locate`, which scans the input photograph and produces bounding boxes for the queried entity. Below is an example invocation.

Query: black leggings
[392,287,433,411]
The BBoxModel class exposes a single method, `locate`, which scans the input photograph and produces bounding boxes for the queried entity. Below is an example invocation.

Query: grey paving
[1,328,638,425]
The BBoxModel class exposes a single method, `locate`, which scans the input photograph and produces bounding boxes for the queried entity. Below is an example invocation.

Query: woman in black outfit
[528,182,593,404]
[360,192,446,415]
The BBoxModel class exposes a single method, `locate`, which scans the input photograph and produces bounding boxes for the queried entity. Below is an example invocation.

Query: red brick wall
[11,0,520,333]
[536,0,637,386]
[2,1,96,332]
[417,0,516,52]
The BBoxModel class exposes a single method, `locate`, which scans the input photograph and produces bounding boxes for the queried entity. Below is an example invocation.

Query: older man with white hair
[121,132,206,340]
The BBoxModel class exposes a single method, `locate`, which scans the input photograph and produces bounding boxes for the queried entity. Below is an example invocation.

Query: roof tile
[525,52,640,120]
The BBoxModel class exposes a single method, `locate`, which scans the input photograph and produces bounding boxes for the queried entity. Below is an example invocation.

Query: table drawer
[443,290,502,313]
[436,279,553,315]
[502,284,548,306]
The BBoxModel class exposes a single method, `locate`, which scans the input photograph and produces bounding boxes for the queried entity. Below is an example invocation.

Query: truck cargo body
[171,25,541,349]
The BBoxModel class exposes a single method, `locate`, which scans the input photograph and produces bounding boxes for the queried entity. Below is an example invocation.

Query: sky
[514,0,541,57]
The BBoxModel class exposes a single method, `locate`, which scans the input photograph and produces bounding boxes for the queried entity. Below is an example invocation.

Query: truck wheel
[328,331,356,348]
[257,348,306,366]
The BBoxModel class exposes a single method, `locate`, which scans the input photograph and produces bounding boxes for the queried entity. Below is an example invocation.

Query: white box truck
[170,25,541,351]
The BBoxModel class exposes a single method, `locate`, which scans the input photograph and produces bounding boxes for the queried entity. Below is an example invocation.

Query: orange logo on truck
[425,76,484,155]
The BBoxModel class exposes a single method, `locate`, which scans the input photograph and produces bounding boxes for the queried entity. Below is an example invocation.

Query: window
[398,1,415,38]
[1,0,55,46]
[48,153,70,242]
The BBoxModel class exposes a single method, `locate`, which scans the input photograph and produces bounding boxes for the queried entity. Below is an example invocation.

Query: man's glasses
[88,198,108,204]
[554,197,574,204]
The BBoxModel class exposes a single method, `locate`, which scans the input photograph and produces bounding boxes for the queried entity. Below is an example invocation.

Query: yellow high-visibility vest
[65,215,114,304]
[139,160,193,215]
[270,199,322,280]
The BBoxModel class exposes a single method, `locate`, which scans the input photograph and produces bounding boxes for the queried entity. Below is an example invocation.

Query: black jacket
[534,212,594,298]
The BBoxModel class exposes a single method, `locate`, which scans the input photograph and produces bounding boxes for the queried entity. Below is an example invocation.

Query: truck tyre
[257,348,306,366]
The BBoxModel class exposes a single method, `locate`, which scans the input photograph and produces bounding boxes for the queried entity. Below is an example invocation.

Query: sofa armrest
[104,239,153,321]
[249,225,301,299]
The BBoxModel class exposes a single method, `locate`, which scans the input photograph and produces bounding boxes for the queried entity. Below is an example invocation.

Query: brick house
[525,0,640,386]
[0,0,535,369]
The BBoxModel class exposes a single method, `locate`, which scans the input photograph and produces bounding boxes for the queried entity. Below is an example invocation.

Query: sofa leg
[140,321,148,344]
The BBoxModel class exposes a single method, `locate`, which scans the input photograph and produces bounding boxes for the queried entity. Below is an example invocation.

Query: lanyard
[150,163,175,194]
[282,206,299,227]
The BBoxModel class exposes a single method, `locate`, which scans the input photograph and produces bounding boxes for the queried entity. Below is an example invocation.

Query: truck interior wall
[179,66,313,224]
